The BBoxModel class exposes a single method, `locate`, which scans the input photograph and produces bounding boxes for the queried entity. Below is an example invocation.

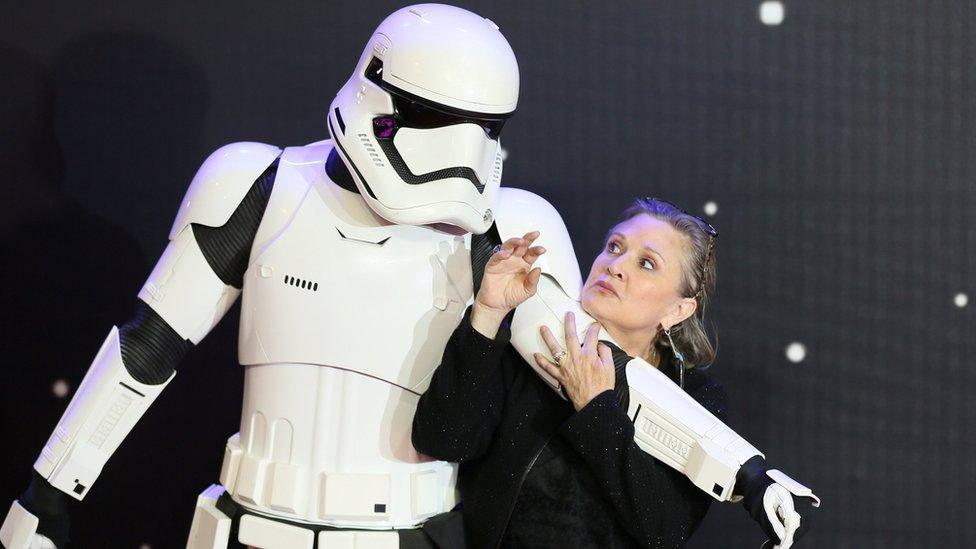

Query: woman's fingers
[534,353,562,382]
[499,235,523,254]
[597,343,614,368]
[487,236,520,266]
[490,232,542,268]
[522,245,546,265]
[512,233,532,258]
[539,324,563,355]
[583,322,601,354]
[486,246,512,266]
[498,231,539,251]
[563,312,581,358]
[512,231,540,258]
[524,267,542,294]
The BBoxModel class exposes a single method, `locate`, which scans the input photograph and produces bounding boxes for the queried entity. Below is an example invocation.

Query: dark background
[2,1,973,547]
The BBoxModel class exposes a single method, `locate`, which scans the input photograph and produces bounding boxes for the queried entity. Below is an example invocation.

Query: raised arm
[412,225,546,463]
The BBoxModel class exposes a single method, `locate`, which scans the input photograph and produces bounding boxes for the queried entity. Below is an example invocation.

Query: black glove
[18,470,71,548]
[736,456,818,548]
[597,340,632,408]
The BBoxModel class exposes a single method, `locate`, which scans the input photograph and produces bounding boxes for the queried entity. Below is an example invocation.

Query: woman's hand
[470,231,545,338]
[534,312,616,411]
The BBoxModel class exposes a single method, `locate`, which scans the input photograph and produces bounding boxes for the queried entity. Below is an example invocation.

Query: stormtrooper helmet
[327,3,519,234]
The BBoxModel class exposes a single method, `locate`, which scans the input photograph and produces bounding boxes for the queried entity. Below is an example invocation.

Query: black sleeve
[557,379,729,547]
[411,307,514,463]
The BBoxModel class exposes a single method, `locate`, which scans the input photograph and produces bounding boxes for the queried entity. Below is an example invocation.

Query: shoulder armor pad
[494,188,582,299]
[169,142,282,239]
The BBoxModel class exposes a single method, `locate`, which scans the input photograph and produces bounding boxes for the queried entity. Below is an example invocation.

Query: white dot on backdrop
[139,544,152,549]
[52,379,70,398]
[759,1,785,26]
[500,148,508,161]
[703,201,718,216]
[785,342,806,363]
[954,293,968,308]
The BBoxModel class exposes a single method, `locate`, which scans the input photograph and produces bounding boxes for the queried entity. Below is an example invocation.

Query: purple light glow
[373,117,395,138]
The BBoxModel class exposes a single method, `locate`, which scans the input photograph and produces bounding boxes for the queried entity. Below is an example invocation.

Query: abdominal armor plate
[224,143,473,528]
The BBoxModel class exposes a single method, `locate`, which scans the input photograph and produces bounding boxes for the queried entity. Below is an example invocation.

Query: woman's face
[581,213,696,337]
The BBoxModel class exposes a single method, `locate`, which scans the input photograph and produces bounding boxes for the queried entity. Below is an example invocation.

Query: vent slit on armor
[358,134,386,168]
[283,274,318,292]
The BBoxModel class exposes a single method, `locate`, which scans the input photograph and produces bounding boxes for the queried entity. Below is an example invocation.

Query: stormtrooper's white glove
[737,456,820,549]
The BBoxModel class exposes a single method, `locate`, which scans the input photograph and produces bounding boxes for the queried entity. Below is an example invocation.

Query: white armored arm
[492,188,583,394]
[35,141,281,499]
[518,279,820,509]
[624,356,819,547]
[32,327,174,499]
[624,356,761,500]
[2,142,280,549]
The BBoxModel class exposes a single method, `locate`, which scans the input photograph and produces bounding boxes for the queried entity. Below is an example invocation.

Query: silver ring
[552,350,567,364]
[492,244,503,254]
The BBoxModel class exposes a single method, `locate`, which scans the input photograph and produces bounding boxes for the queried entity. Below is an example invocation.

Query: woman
[412,198,725,548]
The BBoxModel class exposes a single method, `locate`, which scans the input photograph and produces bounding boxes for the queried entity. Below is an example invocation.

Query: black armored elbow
[118,300,192,385]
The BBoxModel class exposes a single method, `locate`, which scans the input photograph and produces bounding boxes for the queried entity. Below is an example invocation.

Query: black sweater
[412,309,729,548]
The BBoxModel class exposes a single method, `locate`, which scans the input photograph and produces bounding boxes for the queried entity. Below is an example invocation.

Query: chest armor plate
[238,145,474,393]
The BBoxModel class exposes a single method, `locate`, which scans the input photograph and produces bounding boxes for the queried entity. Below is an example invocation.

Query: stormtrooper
[1,4,817,549]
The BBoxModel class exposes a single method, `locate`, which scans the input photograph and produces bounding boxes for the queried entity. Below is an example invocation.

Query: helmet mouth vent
[374,137,486,193]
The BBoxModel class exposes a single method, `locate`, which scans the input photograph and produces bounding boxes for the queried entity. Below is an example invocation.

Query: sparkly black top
[412,308,729,548]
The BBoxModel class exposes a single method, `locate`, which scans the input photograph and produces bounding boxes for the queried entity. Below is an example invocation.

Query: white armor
[1,135,539,549]
[328,3,516,233]
[219,141,465,529]
[1,4,818,548]
[2,138,816,549]
[3,4,524,548]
